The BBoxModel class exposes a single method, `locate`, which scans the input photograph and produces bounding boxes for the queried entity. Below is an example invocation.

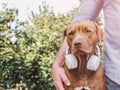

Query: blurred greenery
[0,1,103,90]
[0,2,80,90]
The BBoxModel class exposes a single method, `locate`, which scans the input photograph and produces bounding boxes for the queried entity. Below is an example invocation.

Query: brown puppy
[63,20,106,90]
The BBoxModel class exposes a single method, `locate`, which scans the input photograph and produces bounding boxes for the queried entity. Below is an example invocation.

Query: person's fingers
[55,80,65,90]
[52,64,70,90]
[52,68,65,90]
[56,86,64,90]
[53,74,65,90]
[61,70,70,86]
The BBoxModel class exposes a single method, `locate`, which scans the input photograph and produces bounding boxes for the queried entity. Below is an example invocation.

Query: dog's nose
[74,42,82,47]
[73,37,83,47]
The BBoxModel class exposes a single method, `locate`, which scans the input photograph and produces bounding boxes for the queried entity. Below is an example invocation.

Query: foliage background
[0,2,80,90]
[0,0,103,89]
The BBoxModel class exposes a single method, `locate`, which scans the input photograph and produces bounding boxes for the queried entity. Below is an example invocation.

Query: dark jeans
[107,77,120,90]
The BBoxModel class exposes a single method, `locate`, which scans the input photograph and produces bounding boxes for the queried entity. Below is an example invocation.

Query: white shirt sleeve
[72,0,103,22]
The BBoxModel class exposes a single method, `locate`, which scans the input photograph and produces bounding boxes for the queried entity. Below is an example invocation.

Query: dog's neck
[77,53,93,74]
[70,46,96,75]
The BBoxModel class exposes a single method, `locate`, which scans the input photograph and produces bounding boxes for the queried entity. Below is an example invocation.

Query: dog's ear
[95,23,104,42]
[63,29,67,37]
[60,29,67,45]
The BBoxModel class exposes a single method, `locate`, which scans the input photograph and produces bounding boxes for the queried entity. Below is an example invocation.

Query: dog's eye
[68,31,74,36]
[86,29,92,33]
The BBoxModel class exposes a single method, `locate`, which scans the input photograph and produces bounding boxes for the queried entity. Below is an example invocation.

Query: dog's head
[64,20,103,57]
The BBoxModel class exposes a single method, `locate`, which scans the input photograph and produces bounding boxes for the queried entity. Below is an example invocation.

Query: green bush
[24,6,76,90]
[0,3,104,90]
[0,5,78,90]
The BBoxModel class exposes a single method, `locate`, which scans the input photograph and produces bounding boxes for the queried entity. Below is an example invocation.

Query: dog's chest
[68,69,93,89]
[73,77,91,90]
[74,86,91,90]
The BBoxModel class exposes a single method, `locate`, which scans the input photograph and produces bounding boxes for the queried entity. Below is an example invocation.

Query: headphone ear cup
[87,55,100,71]
[65,54,78,69]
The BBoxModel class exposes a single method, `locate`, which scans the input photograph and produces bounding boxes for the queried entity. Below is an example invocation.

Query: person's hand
[52,63,70,90]
[52,37,70,90]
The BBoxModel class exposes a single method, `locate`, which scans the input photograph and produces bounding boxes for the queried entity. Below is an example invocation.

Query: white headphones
[65,45,101,71]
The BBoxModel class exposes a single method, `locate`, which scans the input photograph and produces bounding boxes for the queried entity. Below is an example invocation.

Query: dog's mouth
[71,46,93,56]
[75,50,87,55]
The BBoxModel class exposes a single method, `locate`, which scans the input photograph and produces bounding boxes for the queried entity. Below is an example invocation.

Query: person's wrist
[52,61,62,75]
[52,37,67,70]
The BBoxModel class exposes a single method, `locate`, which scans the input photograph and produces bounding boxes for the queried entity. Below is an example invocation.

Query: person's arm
[52,37,70,90]
[73,0,103,22]
[52,0,103,90]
